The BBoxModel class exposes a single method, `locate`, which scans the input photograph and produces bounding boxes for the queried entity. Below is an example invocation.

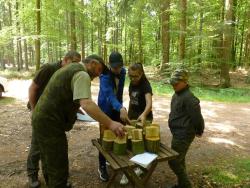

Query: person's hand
[137,113,146,126]
[120,107,131,124]
[109,121,125,137]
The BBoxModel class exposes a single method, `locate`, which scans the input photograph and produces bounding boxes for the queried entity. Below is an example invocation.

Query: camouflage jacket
[32,63,86,134]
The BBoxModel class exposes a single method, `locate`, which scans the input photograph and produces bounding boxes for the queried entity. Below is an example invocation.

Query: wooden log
[103,130,116,140]
[113,134,127,155]
[130,120,138,127]
[145,126,160,138]
[145,137,160,153]
[124,125,136,139]
[102,138,113,151]
[132,140,145,155]
[131,129,143,140]
[113,142,127,155]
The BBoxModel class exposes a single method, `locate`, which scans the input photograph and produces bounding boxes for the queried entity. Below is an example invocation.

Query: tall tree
[220,0,234,87]
[179,0,187,60]
[35,0,41,70]
[160,0,171,70]
[70,0,77,51]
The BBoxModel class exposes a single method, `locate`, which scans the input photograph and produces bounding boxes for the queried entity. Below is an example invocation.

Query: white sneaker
[135,167,143,176]
[120,174,129,185]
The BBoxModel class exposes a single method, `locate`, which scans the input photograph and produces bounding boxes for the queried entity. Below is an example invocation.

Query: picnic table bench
[92,139,178,188]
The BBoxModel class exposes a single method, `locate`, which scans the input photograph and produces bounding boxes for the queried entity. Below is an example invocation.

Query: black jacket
[168,86,204,139]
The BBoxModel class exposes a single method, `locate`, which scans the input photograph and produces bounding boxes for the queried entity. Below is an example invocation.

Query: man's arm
[80,98,125,137]
[28,81,39,111]
[100,74,130,123]
[185,96,205,136]
[137,93,152,125]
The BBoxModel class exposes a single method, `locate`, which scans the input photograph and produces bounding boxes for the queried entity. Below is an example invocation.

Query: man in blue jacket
[97,51,130,181]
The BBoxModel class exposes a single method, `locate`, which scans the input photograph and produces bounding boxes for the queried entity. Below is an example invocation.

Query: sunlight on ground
[205,122,238,133]
[208,137,244,149]
[5,79,31,102]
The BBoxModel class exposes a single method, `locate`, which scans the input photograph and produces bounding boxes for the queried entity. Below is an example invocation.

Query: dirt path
[0,80,249,188]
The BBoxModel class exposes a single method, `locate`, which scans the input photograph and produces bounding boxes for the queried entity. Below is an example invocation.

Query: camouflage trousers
[34,128,69,188]
[168,136,194,188]
[27,129,40,177]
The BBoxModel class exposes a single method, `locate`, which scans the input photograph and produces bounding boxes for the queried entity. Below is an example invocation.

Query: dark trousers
[27,130,40,177]
[35,130,69,188]
[168,136,194,188]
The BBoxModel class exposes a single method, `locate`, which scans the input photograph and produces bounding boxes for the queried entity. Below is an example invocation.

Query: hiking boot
[28,175,41,188]
[98,166,109,182]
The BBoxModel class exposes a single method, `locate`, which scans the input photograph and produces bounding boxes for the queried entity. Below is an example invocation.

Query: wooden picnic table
[92,139,179,188]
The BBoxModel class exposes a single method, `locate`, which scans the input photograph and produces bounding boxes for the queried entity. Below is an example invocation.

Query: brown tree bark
[220,0,233,88]
[23,39,29,70]
[160,0,170,71]
[103,0,108,63]
[197,0,204,64]
[179,0,187,60]
[70,0,77,51]
[35,0,41,70]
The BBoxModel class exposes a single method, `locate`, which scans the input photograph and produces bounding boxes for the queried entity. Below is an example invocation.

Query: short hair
[83,54,108,73]
[83,54,104,65]
[64,50,81,60]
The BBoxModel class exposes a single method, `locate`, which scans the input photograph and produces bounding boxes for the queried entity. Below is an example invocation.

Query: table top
[92,139,179,171]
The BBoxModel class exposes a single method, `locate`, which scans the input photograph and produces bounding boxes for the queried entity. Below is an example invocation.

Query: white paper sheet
[130,152,158,168]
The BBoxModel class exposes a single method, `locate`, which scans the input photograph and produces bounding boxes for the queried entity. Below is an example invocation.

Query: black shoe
[98,166,109,182]
[28,175,41,188]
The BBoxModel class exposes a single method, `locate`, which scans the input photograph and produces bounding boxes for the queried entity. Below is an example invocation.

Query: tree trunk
[80,0,85,60]
[160,0,170,71]
[197,0,204,64]
[35,0,41,70]
[179,0,187,60]
[19,40,23,69]
[103,0,108,63]
[23,39,29,70]
[70,0,77,51]
[220,0,233,88]
[244,28,250,66]
[138,14,143,63]
[8,2,15,67]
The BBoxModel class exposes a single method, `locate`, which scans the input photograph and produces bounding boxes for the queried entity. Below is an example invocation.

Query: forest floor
[0,76,250,188]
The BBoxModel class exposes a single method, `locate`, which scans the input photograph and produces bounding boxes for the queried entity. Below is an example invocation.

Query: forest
[0,0,249,87]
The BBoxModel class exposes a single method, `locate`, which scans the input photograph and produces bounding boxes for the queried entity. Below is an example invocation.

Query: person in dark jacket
[168,69,204,188]
[27,51,81,188]
[32,57,125,188]
[97,51,130,181]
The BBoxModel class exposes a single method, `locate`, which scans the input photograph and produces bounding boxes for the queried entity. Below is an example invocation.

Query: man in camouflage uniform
[168,69,204,188]
[27,51,81,188]
[31,56,125,188]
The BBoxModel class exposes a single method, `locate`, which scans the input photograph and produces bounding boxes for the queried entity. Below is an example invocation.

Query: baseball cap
[109,52,123,68]
[169,69,189,85]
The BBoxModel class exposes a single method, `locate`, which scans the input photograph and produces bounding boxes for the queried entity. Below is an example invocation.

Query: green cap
[169,69,188,85]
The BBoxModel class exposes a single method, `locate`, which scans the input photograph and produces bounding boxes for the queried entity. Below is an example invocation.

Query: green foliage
[203,158,250,186]
[0,68,34,79]
[147,79,250,103]
[0,97,16,105]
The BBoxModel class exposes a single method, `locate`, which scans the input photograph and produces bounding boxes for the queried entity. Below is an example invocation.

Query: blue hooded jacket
[98,67,126,121]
